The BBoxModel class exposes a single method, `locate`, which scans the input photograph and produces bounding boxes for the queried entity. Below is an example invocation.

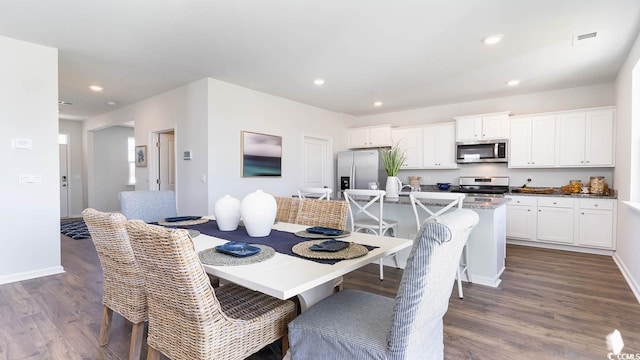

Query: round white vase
[385,176,402,198]
[214,195,241,231]
[240,190,277,237]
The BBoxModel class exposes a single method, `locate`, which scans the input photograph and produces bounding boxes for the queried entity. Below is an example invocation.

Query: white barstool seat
[409,192,470,298]
[298,187,332,200]
[344,189,398,281]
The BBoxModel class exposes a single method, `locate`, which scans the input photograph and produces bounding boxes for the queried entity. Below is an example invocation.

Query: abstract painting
[241,131,282,177]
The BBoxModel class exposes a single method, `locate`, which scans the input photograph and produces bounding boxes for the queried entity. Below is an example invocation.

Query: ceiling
[1,1,639,120]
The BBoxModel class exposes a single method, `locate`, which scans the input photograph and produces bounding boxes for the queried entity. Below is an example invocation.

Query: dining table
[188,219,413,311]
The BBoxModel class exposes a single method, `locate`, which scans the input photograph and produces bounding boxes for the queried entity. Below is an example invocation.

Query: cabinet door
[558,112,586,166]
[537,206,574,244]
[456,117,481,141]
[435,123,458,168]
[368,127,392,147]
[585,110,614,166]
[482,114,509,139]
[392,128,422,168]
[530,115,556,167]
[348,128,369,149]
[422,126,437,167]
[509,117,531,167]
[579,209,614,248]
[506,205,535,240]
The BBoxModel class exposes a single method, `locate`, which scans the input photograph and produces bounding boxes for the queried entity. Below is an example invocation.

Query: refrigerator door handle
[351,164,355,189]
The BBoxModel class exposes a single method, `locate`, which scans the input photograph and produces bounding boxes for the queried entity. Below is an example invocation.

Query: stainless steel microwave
[456,140,508,164]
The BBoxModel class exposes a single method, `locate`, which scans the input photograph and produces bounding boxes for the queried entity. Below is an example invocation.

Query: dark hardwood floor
[1,235,638,359]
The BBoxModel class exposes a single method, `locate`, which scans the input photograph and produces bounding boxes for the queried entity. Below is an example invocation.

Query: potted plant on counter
[382,144,407,198]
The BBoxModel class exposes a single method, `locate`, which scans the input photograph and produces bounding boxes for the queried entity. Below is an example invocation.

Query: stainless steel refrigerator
[337,149,388,199]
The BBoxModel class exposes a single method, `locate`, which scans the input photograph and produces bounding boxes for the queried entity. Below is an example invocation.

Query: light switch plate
[12,138,32,149]
[183,150,192,160]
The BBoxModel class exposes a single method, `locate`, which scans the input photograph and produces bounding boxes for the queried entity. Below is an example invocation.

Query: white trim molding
[0,266,65,285]
[613,253,640,304]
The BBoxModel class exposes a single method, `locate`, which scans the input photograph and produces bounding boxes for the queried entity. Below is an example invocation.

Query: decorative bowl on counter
[437,183,451,191]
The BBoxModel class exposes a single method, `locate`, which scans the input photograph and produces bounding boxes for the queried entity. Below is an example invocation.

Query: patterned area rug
[60,220,91,240]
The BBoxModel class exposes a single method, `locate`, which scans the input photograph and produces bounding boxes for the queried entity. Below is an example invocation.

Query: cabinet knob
[553,202,557,204]
[580,160,584,163]
[594,204,598,207]
[526,162,530,164]
[527,209,531,212]
[581,212,585,215]
[586,161,590,164]
[532,162,535,164]
[538,209,541,212]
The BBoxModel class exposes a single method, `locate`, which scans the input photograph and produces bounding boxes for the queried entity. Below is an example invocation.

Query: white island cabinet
[356,196,508,288]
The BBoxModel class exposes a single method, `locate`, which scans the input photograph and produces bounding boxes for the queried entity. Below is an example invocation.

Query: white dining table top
[190,221,413,300]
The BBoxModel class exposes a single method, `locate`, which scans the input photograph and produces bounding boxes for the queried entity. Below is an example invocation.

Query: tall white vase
[385,176,402,198]
[214,195,241,231]
[240,190,277,237]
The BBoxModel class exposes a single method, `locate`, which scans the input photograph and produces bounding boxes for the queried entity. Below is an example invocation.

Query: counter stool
[344,189,398,281]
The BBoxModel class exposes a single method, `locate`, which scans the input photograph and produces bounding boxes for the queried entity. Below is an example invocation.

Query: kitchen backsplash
[398,163,614,188]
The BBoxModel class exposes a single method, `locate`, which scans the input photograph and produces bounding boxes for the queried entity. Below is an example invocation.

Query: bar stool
[298,187,332,200]
[344,189,398,281]
[409,192,470,298]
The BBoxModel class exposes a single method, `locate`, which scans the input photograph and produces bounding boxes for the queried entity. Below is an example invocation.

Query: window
[58,134,68,144]
[128,137,136,185]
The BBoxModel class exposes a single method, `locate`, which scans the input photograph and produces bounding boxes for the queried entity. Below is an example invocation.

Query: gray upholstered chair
[118,190,177,223]
[82,208,147,360]
[288,208,480,360]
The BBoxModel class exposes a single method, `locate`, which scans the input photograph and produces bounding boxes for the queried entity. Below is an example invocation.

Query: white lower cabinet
[506,195,616,251]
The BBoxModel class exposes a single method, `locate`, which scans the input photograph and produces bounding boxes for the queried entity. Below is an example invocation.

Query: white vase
[214,195,241,231]
[385,176,402,198]
[240,190,277,237]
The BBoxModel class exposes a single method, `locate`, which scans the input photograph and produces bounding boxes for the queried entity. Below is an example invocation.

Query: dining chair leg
[281,333,289,357]
[379,259,384,281]
[147,346,162,360]
[129,321,145,360]
[98,305,113,346]
[456,266,464,299]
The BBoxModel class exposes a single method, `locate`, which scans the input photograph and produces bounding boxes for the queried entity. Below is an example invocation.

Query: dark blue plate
[309,240,350,252]
[164,216,202,222]
[306,226,344,236]
[215,242,261,257]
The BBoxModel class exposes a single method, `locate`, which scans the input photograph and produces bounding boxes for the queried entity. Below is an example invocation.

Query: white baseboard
[0,266,65,285]
[613,253,640,304]
[507,239,614,256]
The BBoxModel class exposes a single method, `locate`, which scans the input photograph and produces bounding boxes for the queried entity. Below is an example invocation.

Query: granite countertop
[352,194,510,210]
[506,187,617,199]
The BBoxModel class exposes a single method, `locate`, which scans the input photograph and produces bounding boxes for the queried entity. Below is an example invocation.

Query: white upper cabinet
[509,115,556,168]
[391,127,423,168]
[558,109,615,167]
[422,122,458,169]
[455,111,511,141]
[347,125,392,149]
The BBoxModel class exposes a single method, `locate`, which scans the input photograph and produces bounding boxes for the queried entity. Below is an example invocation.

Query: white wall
[207,78,349,211]
[614,32,640,302]
[59,120,84,217]
[92,126,134,211]
[0,36,63,284]
[85,79,209,216]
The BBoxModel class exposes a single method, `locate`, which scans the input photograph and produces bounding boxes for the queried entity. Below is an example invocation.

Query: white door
[59,143,69,217]
[158,132,175,191]
[302,136,330,189]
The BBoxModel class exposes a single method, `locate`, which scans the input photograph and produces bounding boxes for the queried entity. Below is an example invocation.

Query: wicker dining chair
[295,198,349,230]
[125,220,297,360]
[275,196,300,223]
[82,208,147,360]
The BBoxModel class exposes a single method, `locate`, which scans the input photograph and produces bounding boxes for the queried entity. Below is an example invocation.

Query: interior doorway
[59,140,69,218]
[155,130,175,191]
[302,135,332,191]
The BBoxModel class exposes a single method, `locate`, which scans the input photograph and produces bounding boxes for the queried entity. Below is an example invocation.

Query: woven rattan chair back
[82,208,147,360]
[126,220,296,360]
[275,196,300,223]
[295,198,349,230]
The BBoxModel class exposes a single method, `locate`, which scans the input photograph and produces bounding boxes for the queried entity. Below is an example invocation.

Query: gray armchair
[118,190,177,223]
[288,208,480,360]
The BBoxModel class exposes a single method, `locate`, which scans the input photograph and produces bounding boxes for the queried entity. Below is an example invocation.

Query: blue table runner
[182,220,377,265]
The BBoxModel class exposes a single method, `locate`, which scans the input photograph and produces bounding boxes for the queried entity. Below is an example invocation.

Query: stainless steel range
[450,176,510,195]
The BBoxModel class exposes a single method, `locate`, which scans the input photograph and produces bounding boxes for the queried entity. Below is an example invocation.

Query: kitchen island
[351,194,509,288]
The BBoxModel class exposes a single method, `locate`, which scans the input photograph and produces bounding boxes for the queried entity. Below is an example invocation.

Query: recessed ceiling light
[89,85,103,92]
[313,79,325,86]
[373,101,383,107]
[482,34,503,45]
[506,79,520,86]
[106,101,117,106]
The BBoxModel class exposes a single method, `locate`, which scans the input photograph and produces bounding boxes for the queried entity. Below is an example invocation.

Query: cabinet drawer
[506,196,537,207]
[579,199,614,210]
[537,197,574,208]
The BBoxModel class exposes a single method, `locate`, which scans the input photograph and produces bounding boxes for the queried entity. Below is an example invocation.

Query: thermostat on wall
[183,150,192,160]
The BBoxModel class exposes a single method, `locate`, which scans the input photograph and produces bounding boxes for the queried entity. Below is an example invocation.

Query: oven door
[456,141,507,163]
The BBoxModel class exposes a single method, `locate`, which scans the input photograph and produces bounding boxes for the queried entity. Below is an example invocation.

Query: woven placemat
[158,218,209,226]
[292,240,369,260]
[198,244,275,266]
[294,230,351,239]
